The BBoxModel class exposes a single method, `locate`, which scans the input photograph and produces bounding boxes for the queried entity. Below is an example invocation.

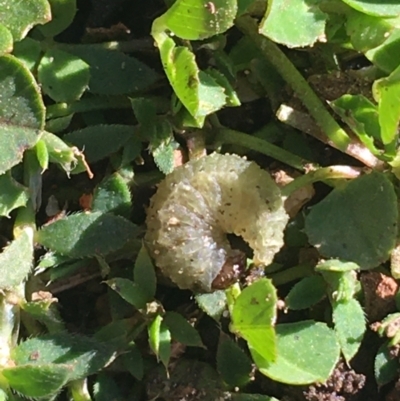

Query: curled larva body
[145,153,289,292]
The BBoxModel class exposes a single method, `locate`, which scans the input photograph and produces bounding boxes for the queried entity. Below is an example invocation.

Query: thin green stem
[268,264,314,286]
[46,96,131,119]
[215,127,313,171]
[46,96,169,120]
[281,165,362,197]
[235,15,351,152]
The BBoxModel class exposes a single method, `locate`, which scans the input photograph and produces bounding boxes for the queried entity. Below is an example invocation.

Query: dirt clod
[361,272,398,322]
[303,361,366,401]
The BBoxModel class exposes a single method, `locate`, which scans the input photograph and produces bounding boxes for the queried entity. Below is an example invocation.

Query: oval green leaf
[38,48,90,102]
[217,333,252,387]
[2,364,71,398]
[260,0,327,48]
[0,55,44,173]
[11,332,117,381]
[64,124,137,163]
[36,211,139,258]
[305,172,398,269]
[106,278,148,309]
[333,299,366,363]
[163,311,203,347]
[0,230,33,289]
[65,46,158,95]
[253,321,340,385]
[285,275,326,310]
[158,0,237,40]
[38,0,77,37]
[0,0,51,41]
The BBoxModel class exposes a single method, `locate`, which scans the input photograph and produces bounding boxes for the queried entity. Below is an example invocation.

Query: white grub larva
[145,153,289,292]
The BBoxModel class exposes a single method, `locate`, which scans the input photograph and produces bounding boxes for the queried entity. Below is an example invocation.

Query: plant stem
[281,165,362,197]
[215,126,313,171]
[46,96,169,120]
[235,15,351,152]
[268,264,314,286]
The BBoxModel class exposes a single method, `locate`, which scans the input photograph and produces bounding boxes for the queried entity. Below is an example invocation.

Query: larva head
[211,250,246,290]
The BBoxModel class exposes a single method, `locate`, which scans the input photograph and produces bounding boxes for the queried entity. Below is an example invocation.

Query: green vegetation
[1,0,400,399]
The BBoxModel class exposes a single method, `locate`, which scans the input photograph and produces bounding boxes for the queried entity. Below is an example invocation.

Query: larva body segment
[145,153,289,292]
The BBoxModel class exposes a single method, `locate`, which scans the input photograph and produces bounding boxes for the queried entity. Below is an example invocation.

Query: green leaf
[12,38,42,71]
[0,24,13,55]
[131,98,177,173]
[0,55,44,173]
[156,0,238,40]
[65,46,158,95]
[316,260,360,272]
[333,299,366,363]
[106,278,148,309]
[38,0,77,37]
[148,314,162,356]
[253,321,340,385]
[366,30,400,74]
[93,373,124,401]
[0,173,29,217]
[64,124,138,163]
[133,245,157,302]
[150,32,226,119]
[21,300,65,333]
[216,333,252,387]
[341,0,400,17]
[373,64,400,148]
[2,364,71,397]
[195,290,227,320]
[206,68,241,107]
[375,341,399,386]
[305,172,398,269]
[260,0,327,48]
[346,10,394,52]
[36,211,139,258]
[285,275,326,310]
[148,315,171,369]
[121,345,144,380]
[231,279,277,364]
[163,311,203,347]
[41,131,78,174]
[0,0,51,41]
[0,231,33,289]
[34,138,49,170]
[11,332,117,381]
[152,136,176,175]
[329,95,382,156]
[92,173,132,218]
[38,48,90,102]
